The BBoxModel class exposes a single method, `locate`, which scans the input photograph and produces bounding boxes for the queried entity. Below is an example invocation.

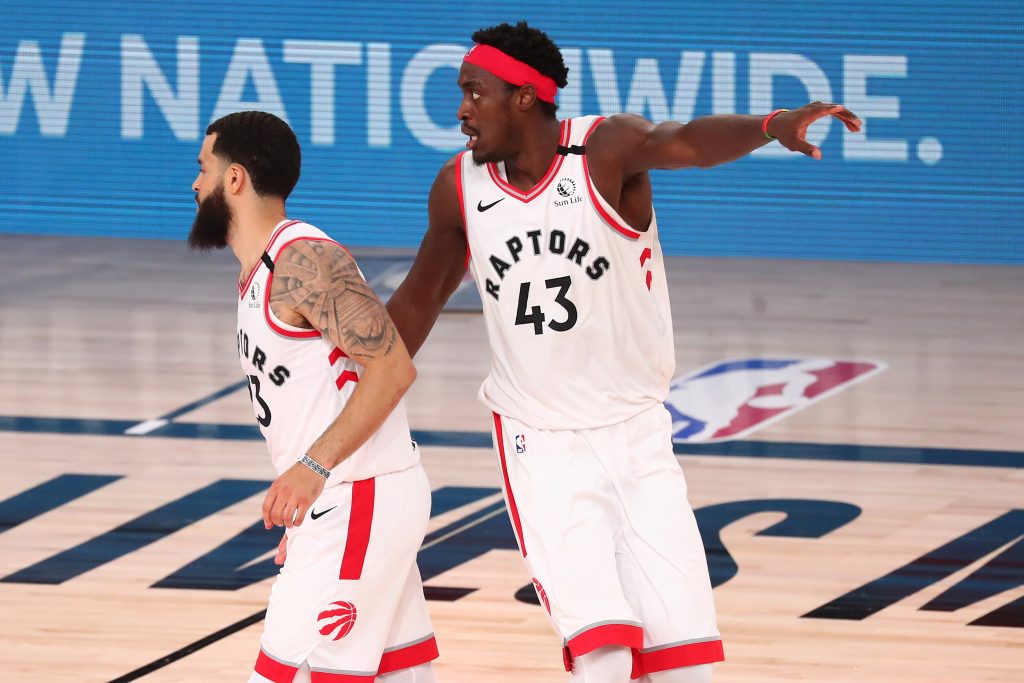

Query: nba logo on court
[515,434,526,453]
[665,358,886,443]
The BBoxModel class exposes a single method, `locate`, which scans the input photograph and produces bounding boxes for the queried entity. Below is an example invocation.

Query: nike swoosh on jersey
[310,506,337,520]
[477,198,505,212]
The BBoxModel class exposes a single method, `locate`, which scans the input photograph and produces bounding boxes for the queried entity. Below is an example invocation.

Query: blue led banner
[1,1,1020,263]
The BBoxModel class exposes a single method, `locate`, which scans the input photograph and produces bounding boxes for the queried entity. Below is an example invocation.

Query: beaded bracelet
[762,109,789,140]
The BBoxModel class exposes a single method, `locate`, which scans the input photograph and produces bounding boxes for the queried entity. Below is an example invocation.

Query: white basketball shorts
[249,464,438,682]
[491,404,723,678]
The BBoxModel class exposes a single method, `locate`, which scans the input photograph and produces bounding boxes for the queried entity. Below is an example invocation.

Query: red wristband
[762,109,789,140]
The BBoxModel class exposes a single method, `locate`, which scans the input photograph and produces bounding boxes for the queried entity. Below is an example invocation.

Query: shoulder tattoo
[270,241,397,361]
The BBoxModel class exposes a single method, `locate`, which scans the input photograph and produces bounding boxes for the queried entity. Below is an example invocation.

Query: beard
[188,185,233,251]
[471,141,504,165]
[471,149,499,165]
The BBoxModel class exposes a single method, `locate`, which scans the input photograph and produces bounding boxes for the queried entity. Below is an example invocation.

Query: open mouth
[461,126,479,149]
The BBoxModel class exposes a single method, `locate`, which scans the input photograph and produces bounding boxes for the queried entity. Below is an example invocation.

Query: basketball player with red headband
[387,22,862,683]
[188,111,439,683]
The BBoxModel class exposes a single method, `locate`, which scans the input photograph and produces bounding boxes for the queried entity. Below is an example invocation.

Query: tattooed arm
[259,239,416,529]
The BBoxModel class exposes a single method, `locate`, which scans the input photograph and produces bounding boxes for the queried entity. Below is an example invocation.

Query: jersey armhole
[581,117,644,240]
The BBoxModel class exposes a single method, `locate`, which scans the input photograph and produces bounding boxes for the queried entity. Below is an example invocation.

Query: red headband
[463,44,558,104]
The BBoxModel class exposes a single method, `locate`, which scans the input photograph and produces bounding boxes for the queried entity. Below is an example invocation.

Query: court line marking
[106,609,268,683]
[1,413,1020,469]
[123,380,248,435]
[124,419,168,436]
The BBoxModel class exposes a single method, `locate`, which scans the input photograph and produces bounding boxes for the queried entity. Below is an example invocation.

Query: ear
[516,85,538,111]
[225,163,247,195]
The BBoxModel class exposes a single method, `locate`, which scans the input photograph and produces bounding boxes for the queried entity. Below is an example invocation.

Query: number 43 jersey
[459,116,676,430]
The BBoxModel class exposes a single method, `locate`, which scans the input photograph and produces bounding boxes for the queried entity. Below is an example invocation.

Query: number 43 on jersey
[515,276,577,335]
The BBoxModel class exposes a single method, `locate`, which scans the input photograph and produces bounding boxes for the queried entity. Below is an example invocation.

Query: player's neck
[228,205,288,283]
[502,117,562,191]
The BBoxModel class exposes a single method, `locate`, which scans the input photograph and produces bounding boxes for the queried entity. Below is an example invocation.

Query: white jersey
[236,219,418,485]
[459,115,675,430]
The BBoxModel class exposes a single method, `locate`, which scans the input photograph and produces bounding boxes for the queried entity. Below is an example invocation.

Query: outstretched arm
[260,240,416,528]
[588,102,862,175]
[385,156,469,358]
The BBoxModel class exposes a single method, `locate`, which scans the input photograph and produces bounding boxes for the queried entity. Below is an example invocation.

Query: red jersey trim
[580,118,643,240]
[262,236,354,340]
[254,649,299,682]
[239,219,301,298]
[582,116,606,144]
[339,477,375,580]
[453,151,472,269]
[377,635,440,674]
[638,639,725,675]
[486,120,571,203]
[492,413,527,557]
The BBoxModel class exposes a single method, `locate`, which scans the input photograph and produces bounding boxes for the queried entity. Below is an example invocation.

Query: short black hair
[206,111,300,200]
[472,22,568,117]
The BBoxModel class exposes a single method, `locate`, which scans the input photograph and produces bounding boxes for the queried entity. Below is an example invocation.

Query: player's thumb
[792,140,822,160]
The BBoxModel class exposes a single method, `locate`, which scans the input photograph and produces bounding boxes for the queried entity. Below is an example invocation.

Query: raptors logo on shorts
[318,600,358,641]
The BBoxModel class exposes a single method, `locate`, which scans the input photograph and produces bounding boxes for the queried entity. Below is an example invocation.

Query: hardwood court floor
[0,236,1022,682]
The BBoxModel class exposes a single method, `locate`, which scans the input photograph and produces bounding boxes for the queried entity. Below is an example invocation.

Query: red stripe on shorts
[339,478,375,580]
[377,635,440,675]
[492,413,527,557]
[638,639,725,675]
[254,649,299,683]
